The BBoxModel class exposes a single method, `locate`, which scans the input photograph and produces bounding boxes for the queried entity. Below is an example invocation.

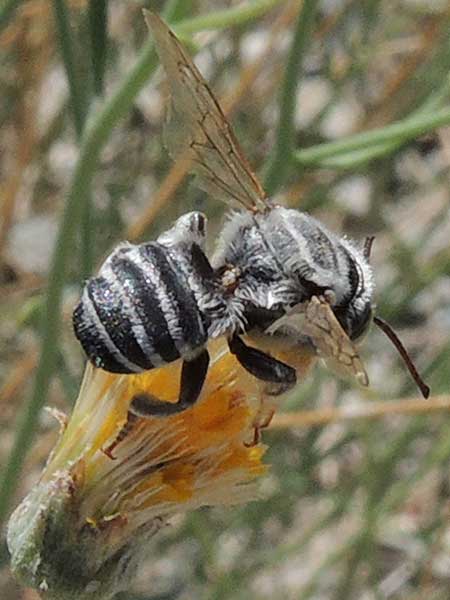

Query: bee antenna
[363,236,376,260]
[373,316,430,399]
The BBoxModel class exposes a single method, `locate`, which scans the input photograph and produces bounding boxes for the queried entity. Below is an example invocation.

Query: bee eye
[333,303,372,341]
[349,305,373,340]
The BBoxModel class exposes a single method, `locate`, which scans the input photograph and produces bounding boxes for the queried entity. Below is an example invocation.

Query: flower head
[8,339,318,599]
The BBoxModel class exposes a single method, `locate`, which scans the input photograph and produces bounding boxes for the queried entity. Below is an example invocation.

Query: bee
[73,12,429,418]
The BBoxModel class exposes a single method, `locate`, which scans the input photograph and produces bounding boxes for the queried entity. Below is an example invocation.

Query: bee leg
[129,349,210,417]
[179,349,210,408]
[228,335,296,395]
[245,409,275,448]
[102,410,139,459]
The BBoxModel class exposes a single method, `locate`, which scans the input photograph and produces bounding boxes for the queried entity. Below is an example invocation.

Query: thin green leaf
[88,0,108,96]
[263,0,318,194]
[0,0,24,32]
[293,105,450,167]
[52,0,87,138]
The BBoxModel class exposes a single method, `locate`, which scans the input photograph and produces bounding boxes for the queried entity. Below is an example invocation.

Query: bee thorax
[211,206,374,340]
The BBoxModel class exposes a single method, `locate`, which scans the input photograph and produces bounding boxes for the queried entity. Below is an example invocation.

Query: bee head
[333,236,430,399]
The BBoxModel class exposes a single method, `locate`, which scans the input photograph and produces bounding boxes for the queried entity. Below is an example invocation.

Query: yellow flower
[8,339,319,599]
[45,339,268,520]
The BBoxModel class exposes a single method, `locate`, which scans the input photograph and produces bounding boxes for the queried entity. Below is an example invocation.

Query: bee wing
[302,296,369,387]
[144,11,271,213]
[266,296,369,387]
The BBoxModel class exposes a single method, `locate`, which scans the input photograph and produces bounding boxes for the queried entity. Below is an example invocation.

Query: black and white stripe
[73,283,146,373]
[73,240,213,374]
[138,242,209,355]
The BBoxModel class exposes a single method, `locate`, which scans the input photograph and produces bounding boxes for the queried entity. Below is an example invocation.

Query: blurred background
[1,0,450,598]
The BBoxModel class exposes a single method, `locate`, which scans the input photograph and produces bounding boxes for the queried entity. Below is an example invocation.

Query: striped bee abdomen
[73,276,155,373]
[73,240,210,374]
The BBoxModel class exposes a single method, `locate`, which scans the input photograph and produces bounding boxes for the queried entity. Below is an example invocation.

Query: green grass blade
[263,0,318,194]
[0,0,24,32]
[293,105,450,167]
[88,0,108,96]
[52,0,87,139]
